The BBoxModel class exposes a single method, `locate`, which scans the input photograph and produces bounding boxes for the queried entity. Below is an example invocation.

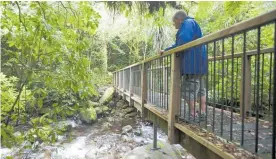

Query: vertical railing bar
[221,39,225,137]
[261,53,264,116]
[159,58,162,108]
[226,58,228,106]
[194,49,196,121]
[156,59,159,107]
[188,53,191,121]
[166,56,169,110]
[269,52,272,116]
[151,62,153,103]
[255,26,261,153]
[213,41,216,133]
[181,69,184,118]
[230,35,235,141]
[151,61,153,104]
[254,55,257,114]
[160,58,162,109]
[155,59,157,106]
[154,59,156,105]
[241,31,246,146]
[205,43,209,129]
[170,55,171,110]
[272,20,276,159]
[198,44,203,125]
[236,58,238,110]
[162,57,164,109]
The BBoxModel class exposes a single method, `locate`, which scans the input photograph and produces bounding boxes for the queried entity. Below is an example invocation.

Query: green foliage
[0,1,105,149]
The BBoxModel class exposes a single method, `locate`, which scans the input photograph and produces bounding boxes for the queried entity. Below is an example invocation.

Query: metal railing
[113,10,276,159]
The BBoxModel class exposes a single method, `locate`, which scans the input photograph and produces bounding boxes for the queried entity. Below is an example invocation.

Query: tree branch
[5,79,28,125]
[37,2,47,21]
[15,1,28,32]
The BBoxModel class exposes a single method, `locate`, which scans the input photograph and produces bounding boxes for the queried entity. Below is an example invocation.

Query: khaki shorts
[182,75,206,101]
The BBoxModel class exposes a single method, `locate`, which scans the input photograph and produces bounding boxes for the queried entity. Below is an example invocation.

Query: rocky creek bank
[1,87,194,159]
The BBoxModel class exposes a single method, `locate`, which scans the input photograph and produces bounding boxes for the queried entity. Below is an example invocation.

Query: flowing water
[1,116,170,159]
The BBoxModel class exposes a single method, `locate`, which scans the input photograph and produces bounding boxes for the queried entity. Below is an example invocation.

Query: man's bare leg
[188,100,196,117]
[200,96,206,114]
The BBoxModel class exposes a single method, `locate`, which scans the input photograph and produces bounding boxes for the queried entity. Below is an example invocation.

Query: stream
[1,116,170,159]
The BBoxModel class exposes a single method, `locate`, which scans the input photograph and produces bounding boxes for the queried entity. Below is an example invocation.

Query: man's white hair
[173,11,187,20]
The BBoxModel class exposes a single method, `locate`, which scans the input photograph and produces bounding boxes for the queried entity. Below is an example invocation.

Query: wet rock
[98,86,109,95]
[79,107,97,124]
[121,146,131,152]
[123,141,193,159]
[134,128,142,136]
[85,145,98,158]
[102,122,112,130]
[119,113,125,118]
[44,149,52,159]
[122,135,132,142]
[110,109,116,114]
[125,112,137,118]
[99,87,115,105]
[124,107,136,114]
[107,117,115,122]
[116,100,125,107]
[122,125,132,134]
[122,104,129,109]
[108,101,116,107]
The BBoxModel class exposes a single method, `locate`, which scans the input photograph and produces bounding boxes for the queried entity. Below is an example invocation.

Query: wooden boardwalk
[147,90,273,159]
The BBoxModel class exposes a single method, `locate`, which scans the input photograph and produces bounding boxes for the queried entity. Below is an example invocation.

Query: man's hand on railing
[159,50,164,55]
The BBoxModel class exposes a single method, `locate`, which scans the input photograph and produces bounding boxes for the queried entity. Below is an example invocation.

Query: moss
[80,107,97,124]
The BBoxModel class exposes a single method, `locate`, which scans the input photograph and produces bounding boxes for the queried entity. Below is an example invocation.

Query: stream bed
[1,115,176,159]
[1,96,195,159]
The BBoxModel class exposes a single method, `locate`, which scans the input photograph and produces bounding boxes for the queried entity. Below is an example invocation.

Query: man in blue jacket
[160,11,208,120]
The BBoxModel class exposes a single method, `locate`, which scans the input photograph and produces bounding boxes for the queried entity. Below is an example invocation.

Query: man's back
[165,17,207,75]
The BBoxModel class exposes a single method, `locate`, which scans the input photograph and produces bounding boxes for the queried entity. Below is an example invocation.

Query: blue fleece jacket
[165,17,207,75]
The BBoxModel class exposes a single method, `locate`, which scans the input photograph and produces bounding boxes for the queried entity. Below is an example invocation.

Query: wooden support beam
[240,55,251,116]
[168,53,181,144]
[141,63,147,119]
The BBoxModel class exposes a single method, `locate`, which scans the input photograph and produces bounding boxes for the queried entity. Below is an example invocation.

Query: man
[160,11,207,120]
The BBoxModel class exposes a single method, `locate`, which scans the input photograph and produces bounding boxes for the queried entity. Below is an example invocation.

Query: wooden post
[168,53,181,144]
[123,70,127,100]
[240,55,251,117]
[141,63,147,119]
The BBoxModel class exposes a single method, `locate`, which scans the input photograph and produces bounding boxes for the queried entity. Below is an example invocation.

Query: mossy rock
[88,101,100,107]
[95,107,103,114]
[95,105,109,115]
[79,107,97,124]
[99,87,114,105]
